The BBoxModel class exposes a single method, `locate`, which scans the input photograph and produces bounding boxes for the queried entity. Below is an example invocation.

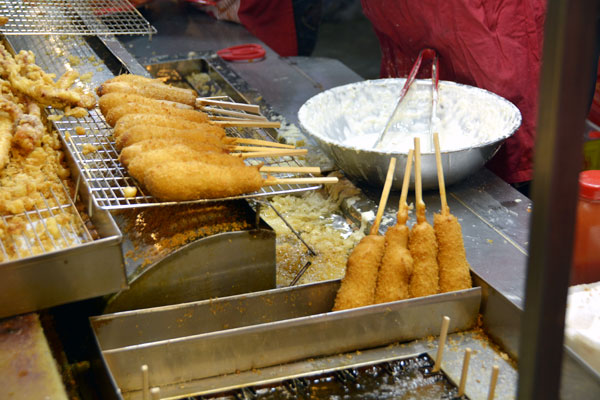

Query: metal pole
[518,1,599,399]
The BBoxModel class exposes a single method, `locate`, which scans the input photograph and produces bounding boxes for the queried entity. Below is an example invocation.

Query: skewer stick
[370,157,397,235]
[212,120,281,128]
[264,176,338,186]
[259,166,321,174]
[141,364,149,400]
[433,132,449,215]
[232,137,295,149]
[203,106,268,120]
[150,387,161,400]
[237,148,307,158]
[458,347,472,397]
[398,149,414,222]
[231,145,299,153]
[196,98,261,114]
[487,365,499,400]
[432,315,451,373]
[414,137,426,224]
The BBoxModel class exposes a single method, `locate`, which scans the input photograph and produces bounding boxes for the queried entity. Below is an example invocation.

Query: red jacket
[361,0,547,183]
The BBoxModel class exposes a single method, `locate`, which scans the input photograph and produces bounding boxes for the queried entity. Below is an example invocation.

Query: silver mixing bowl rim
[298,78,523,155]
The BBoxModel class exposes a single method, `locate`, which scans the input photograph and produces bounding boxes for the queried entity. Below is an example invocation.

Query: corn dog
[97,80,196,106]
[113,113,226,140]
[408,138,439,297]
[119,138,228,167]
[104,101,209,127]
[98,92,192,116]
[115,124,231,151]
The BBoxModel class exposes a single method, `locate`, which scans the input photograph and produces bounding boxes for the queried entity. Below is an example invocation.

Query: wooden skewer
[203,106,268,120]
[414,137,426,224]
[433,132,449,215]
[259,166,321,174]
[487,365,499,400]
[150,387,161,400]
[398,149,414,222]
[232,138,295,149]
[264,176,338,186]
[211,116,263,122]
[370,157,397,235]
[213,120,281,128]
[458,347,472,397]
[432,315,451,373]
[196,98,261,114]
[231,145,298,153]
[141,364,149,400]
[236,148,307,158]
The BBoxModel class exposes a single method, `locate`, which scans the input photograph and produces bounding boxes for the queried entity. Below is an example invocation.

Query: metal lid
[579,170,600,200]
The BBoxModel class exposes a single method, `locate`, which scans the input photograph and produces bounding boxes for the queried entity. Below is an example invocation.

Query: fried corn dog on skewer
[96,76,197,106]
[433,133,472,292]
[408,137,440,297]
[113,113,227,140]
[98,92,192,115]
[103,101,209,127]
[333,157,397,311]
[115,123,232,151]
[374,151,415,303]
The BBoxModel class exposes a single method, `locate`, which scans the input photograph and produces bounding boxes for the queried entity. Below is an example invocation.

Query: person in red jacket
[360,0,547,188]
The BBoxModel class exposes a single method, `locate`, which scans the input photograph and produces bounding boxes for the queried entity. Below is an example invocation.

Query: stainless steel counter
[117,6,531,311]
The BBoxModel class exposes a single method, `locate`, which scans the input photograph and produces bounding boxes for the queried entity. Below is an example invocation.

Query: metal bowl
[298,78,522,189]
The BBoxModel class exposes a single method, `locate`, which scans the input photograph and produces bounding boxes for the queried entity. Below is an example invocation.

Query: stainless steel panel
[92,282,480,392]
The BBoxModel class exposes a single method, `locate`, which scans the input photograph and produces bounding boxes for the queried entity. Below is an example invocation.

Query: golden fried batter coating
[96,80,196,106]
[332,234,385,311]
[434,213,472,293]
[374,224,413,303]
[98,92,191,116]
[141,161,264,200]
[408,218,439,298]
[0,114,12,170]
[113,113,225,141]
[115,124,230,151]
[119,138,227,167]
[104,102,209,127]
[103,74,163,86]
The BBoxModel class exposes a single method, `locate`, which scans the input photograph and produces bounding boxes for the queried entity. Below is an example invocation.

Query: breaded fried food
[408,204,439,297]
[103,74,163,86]
[115,124,231,150]
[13,102,44,154]
[113,113,225,140]
[374,216,413,303]
[0,114,12,170]
[104,102,209,127]
[96,79,196,106]
[332,235,386,310]
[141,161,264,200]
[434,213,472,292]
[98,92,192,116]
[119,139,228,167]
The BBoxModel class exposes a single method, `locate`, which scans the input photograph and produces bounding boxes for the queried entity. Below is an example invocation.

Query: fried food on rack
[0,114,12,170]
[141,160,264,201]
[332,235,386,310]
[119,139,229,167]
[98,92,192,115]
[0,16,8,26]
[13,102,44,154]
[434,212,473,292]
[115,124,232,150]
[408,203,439,297]
[103,101,209,127]
[113,113,226,141]
[96,77,196,106]
[0,44,95,110]
[103,74,164,86]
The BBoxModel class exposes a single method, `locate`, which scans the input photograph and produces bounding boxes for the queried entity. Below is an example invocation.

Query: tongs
[373,48,440,151]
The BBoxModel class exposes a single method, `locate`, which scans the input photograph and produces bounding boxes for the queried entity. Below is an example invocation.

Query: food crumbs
[75,126,86,135]
[82,143,97,155]
[123,187,137,198]
[487,239,493,244]
[47,114,63,121]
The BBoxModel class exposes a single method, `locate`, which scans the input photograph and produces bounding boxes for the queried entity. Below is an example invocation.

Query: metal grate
[51,104,322,210]
[0,0,156,36]
[0,184,93,262]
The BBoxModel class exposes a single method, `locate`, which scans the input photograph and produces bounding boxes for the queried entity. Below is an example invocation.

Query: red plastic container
[572,170,600,285]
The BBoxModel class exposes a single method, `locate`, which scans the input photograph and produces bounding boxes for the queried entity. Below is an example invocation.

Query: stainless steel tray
[90,280,481,398]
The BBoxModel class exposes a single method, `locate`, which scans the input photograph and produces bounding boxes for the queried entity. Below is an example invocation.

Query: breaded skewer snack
[104,101,209,127]
[333,158,397,310]
[113,113,226,140]
[115,124,231,151]
[374,150,415,303]
[96,77,196,106]
[408,137,440,297]
[432,133,472,292]
[98,92,192,116]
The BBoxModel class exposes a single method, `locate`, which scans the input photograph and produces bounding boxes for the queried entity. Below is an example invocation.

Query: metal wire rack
[0,184,93,262]
[0,0,156,36]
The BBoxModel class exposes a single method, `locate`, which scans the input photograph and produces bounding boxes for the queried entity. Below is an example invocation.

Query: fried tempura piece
[113,113,225,140]
[434,212,472,292]
[13,102,44,154]
[332,235,386,311]
[141,161,264,200]
[408,203,439,297]
[104,101,209,127]
[0,16,8,26]
[55,70,79,90]
[374,212,413,303]
[98,92,192,115]
[96,79,196,106]
[119,139,228,167]
[116,124,231,151]
[0,114,12,170]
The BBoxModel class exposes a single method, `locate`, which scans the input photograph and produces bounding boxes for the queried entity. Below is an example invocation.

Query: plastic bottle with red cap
[572,170,600,285]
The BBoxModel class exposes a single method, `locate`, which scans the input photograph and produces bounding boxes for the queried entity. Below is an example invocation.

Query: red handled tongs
[373,48,440,149]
